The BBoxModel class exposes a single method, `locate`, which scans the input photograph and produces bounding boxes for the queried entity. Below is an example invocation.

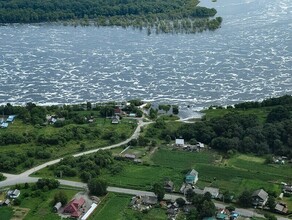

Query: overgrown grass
[0,207,14,220]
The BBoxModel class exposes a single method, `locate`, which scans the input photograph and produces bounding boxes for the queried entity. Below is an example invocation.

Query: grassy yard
[89,193,131,220]
[19,187,79,220]
[89,193,167,220]
[0,207,14,220]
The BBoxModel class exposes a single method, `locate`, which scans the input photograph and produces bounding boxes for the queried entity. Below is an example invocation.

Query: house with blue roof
[185,169,198,185]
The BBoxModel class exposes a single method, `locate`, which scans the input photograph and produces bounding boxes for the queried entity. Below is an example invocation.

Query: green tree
[267,196,276,210]
[53,191,68,206]
[187,208,198,220]
[176,198,186,207]
[80,171,92,183]
[185,188,195,202]
[13,198,21,206]
[86,102,92,110]
[238,190,252,207]
[199,200,216,218]
[152,183,165,201]
[267,106,290,123]
[88,178,108,196]
[264,213,277,220]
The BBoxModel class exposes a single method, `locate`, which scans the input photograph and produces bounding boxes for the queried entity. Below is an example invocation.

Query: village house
[6,115,16,123]
[283,185,292,194]
[1,122,8,128]
[185,169,198,185]
[164,180,174,192]
[251,189,268,207]
[274,202,289,214]
[141,195,158,205]
[203,187,220,199]
[63,198,85,218]
[7,189,20,199]
[180,183,193,195]
[111,115,120,124]
[197,142,205,149]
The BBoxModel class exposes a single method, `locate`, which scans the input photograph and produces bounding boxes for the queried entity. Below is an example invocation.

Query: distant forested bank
[144,95,292,158]
[179,95,292,157]
[0,0,222,34]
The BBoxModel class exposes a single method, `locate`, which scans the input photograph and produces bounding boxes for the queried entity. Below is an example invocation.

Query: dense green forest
[0,0,222,34]
[147,95,292,158]
[179,95,292,157]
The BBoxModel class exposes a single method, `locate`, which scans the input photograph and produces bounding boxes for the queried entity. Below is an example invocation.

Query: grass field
[0,207,14,220]
[102,162,182,191]
[89,193,131,220]
[151,148,218,170]
[89,193,167,220]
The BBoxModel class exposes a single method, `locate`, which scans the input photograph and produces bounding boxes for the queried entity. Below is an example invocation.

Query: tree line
[47,150,120,183]
[0,0,222,34]
[148,95,292,158]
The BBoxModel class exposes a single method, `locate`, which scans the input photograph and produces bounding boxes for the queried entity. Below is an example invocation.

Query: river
[0,0,291,114]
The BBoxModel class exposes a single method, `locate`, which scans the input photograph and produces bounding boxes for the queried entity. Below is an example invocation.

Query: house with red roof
[63,198,85,218]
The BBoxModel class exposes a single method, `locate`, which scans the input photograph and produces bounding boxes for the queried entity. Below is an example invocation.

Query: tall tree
[152,183,165,201]
[88,178,108,196]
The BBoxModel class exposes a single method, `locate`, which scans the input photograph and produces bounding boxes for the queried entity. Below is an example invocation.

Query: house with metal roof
[185,169,198,185]
[252,189,268,207]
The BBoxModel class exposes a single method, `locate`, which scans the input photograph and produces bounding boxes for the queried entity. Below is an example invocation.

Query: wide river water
[0,0,291,114]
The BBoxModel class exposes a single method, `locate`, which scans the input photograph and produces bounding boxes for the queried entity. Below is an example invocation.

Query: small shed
[129,113,136,117]
[124,154,136,160]
[175,138,185,147]
[53,202,62,212]
[0,199,10,206]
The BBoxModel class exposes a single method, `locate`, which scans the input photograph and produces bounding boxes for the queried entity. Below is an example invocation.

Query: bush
[13,198,21,206]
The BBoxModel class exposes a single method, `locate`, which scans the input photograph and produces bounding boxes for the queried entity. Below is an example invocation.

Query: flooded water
[0,0,291,112]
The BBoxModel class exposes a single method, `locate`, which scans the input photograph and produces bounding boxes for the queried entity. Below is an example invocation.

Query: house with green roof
[185,169,198,184]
